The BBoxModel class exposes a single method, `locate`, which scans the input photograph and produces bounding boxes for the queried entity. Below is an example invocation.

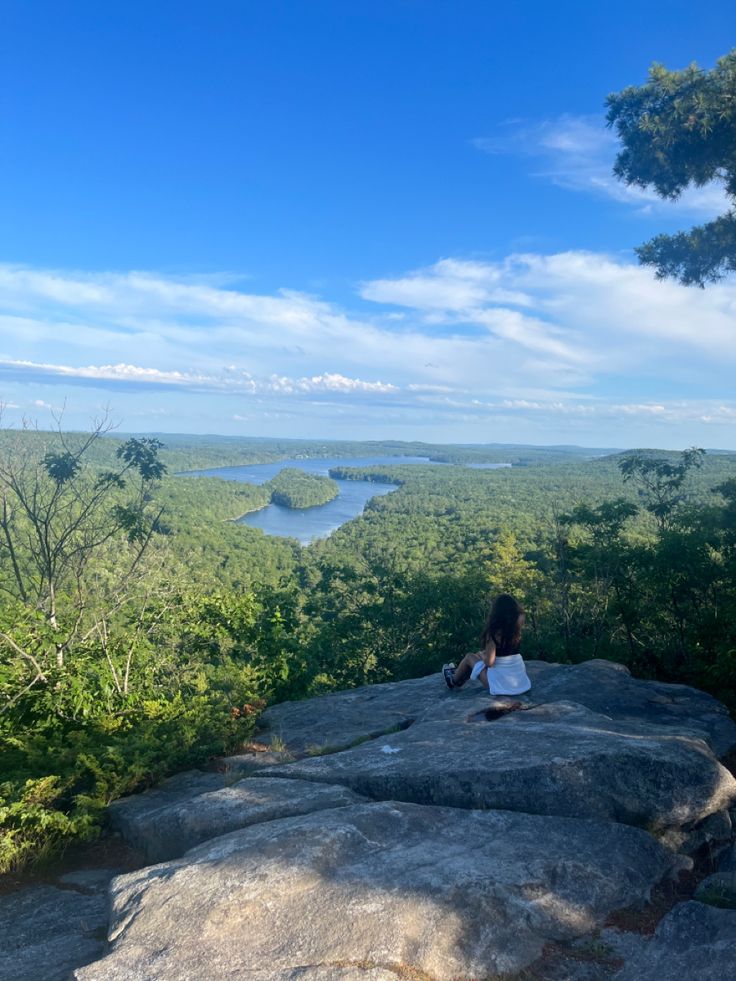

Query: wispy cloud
[5,360,218,389]
[1,258,736,445]
[361,253,736,364]
[362,258,534,311]
[473,115,728,217]
[265,373,397,395]
[0,359,396,399]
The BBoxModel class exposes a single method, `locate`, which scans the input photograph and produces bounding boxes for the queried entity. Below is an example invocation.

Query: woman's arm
[483,638,496,669]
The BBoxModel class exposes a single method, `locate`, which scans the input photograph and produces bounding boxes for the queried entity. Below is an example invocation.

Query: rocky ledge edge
[3,659,736,981]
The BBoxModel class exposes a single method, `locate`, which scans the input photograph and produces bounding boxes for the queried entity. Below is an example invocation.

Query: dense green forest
[1,426,734,872]
[267,469,339,509]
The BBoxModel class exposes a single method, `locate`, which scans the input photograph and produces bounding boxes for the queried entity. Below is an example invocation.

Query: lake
[184,455,509,545]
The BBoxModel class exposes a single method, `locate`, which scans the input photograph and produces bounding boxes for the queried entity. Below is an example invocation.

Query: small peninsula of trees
[267,468,339,509]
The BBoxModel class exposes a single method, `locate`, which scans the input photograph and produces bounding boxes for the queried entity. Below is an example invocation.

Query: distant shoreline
[226,503,270,522]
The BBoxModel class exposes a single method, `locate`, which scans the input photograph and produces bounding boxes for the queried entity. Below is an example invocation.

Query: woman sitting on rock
[443,593,532,695]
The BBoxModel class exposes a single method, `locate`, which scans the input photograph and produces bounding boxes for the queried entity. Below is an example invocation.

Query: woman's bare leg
[452,650,484,688]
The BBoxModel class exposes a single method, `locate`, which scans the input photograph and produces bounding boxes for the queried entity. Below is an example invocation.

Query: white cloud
[0,358,396,400]
[474,115,729,218]
[4,360,217,388]
[1,258,735,446]
[361,258,533,311]
[360,253,736,370]
[289,373,398,394]
[406,391,736,428]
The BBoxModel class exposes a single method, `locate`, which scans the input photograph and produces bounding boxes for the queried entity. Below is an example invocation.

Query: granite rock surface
[19,659,736,980]
[75,801,678,980]
[108,775,365,862]
[0,879,112,981]
[613,901,736,980]
[260,700,736,830]
[255,659,736,758]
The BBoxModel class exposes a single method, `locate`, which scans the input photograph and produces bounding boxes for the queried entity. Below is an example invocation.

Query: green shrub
[0,682,255,873]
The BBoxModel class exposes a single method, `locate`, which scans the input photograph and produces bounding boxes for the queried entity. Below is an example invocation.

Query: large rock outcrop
[259,700,734,830]
[76,801,678,981]
[108,774,365,863]
[254,659,736,758]
[62,660,736,979]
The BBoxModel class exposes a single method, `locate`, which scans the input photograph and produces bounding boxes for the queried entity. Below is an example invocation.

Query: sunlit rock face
[255,658,736,759]
[261,701,735,830]
[76,802,678,981]
[74,660,736,980]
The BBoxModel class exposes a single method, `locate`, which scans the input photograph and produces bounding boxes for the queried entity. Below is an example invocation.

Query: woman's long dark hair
[481,594,523,652]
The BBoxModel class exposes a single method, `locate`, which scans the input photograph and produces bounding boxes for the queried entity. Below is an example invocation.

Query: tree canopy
[2,429,736,873]
[606,51,736,286]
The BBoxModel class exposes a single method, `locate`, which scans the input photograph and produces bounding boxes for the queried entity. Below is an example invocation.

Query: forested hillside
[143,433,614,472]
[1,427,734,872]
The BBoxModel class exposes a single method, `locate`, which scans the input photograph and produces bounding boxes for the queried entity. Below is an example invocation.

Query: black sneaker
[442,663,456,689]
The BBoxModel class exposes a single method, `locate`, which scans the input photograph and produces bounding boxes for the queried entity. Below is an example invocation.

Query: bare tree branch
[0,631,48,683]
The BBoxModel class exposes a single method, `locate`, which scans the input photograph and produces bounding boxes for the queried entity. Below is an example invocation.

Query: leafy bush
[0,657,261,872]
[0,584,304,872]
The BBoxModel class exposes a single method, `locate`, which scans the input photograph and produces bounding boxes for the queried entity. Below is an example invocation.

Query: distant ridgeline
[266,468,339,509]
[105,433,616,472]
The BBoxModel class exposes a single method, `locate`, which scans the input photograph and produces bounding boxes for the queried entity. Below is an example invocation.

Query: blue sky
[1,1,735,448]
